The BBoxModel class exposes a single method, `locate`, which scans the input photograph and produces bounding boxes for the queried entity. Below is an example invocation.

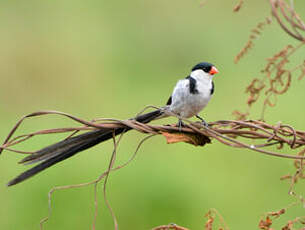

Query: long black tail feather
[7,109,163,186]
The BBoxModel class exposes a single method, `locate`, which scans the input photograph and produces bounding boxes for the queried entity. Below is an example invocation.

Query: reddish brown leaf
[152,224,189,230]
[233,0,243,12]
[259,216,273,229]
[205,215,214,230]
[281,220,293,230]
[268,208,285,218]
[162,132,210,146]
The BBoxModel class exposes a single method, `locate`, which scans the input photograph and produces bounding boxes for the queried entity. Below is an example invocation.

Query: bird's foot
[177,119,185,132]
[196,115,209,127]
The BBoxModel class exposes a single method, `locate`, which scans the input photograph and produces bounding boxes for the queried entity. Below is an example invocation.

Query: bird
[167,62,218,127]
[4,62,218,186]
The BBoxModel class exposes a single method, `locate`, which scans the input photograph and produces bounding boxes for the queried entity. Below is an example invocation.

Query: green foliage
[0,0,304,229]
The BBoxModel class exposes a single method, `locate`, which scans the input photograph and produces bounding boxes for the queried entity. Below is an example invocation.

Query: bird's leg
[196,115,209,127]
[177,119,185,132]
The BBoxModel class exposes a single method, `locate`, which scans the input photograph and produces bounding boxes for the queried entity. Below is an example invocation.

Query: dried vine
[234,0,305,120]
[0,108,305,229]
[234,16,272,64]
[1,110,305,160]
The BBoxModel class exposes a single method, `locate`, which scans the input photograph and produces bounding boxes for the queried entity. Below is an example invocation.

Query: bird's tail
[7,109,164,186]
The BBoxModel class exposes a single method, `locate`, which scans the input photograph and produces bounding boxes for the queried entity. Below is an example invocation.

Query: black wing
[166,96,172,105]
[186,76,199,94]
[210,81,214,95]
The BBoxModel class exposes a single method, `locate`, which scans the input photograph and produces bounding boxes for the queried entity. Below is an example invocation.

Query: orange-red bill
[209,66,219,75]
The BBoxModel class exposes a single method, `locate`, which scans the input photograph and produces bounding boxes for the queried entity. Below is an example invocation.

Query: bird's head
[191,62,219,79]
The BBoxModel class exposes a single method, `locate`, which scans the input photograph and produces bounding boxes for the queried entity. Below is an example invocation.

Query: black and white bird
[167,62,218,127]
[4,62,218,186]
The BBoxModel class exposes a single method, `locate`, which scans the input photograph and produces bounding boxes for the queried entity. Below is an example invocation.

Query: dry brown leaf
[281,220,293,230]
[268,208,285,218]
[259,216,273,229]
[152,224,189,230]
[205,215,214,230]
[162,132,211,146]
[233,0,243,12]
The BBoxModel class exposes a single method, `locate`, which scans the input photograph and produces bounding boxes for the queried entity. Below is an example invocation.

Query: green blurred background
[0,0,304,229]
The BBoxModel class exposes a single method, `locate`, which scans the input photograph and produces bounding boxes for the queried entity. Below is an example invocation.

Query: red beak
[209,66,219,75]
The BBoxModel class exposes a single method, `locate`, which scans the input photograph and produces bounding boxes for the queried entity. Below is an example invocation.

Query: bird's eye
[203,66,211,73]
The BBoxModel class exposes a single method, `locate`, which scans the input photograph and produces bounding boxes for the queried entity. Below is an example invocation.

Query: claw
[177,119,185,131]
[196,115,209,127]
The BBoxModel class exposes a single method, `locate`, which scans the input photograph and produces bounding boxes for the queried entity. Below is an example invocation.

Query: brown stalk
[1,110,305,160]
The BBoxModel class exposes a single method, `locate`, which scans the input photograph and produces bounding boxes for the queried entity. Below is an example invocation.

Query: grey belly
[170,94,210,118]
